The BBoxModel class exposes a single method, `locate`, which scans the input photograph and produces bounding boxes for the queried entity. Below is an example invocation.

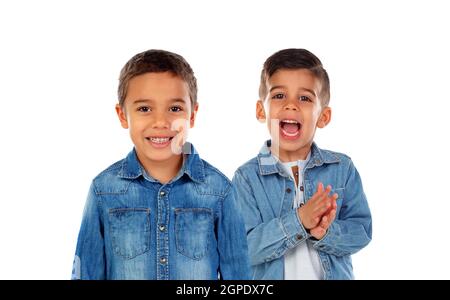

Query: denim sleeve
[313,160,372,257]
[217,185,252,279]
[71,182,106,279]
[232,170,309,267]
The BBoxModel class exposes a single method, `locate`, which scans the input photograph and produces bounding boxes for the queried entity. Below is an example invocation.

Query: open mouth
[279,119,301,139]
[145,136,174,148]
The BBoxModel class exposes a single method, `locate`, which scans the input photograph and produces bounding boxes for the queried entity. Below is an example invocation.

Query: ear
[256,100,266,123]
[189,103,199,128]
[317,106,331,128]
[115,104,129,129]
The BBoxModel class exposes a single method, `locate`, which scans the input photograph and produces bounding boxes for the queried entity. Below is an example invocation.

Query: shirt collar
[256,140,340,176]
[117,142,205,183]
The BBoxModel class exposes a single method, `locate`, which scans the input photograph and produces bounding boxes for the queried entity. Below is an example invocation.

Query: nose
[152,112,170,129]
[283,97,299,111]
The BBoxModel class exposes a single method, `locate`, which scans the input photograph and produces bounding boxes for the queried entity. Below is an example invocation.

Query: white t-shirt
[281,153,324,280]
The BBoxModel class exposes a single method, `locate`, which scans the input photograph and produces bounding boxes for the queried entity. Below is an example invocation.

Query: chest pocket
[175,208,213,260]
[109,208,150,259]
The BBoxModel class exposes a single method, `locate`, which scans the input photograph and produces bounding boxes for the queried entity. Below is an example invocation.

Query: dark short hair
[118,49,197,108]
[259,48,330,106]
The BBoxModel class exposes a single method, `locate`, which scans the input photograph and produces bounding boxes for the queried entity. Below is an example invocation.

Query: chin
[137,147,174,162]
[148,152,178,162]
[279,139,309,151]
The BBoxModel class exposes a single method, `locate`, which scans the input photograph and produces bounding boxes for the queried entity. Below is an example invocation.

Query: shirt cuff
[280,209,309,248]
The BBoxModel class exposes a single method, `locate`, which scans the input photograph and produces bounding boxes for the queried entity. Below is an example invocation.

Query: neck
[138,154,184,184]
[273,143,312,162]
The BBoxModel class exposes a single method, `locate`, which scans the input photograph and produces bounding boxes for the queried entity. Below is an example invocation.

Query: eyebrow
[298,88,317,97]
[269,85,285,93]
[132,98,187,105]
[269,86,317,97]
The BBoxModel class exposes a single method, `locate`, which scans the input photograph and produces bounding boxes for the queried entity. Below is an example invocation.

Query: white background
[1,0,449,279]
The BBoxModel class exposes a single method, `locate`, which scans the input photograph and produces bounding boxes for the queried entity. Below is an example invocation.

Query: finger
[330,193,338,210]
[322,209,336,229]
[309,185,334,209]
[316,189,337,212]
[311,198,332,217]
[328,209,337,223]
[307,190,324,206]
[317,182,324,193]
[309,191,329,211]
[313,216,320,226]
[313,192,333,212]
[320,215,331,229]
[331,192,338,201]
[304,215,320,230]
[325,185,332,196]
[317,186,333,203]
[322,206,338,227]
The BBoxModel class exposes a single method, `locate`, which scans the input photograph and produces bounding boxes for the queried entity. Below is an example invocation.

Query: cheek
[301,120,321,138]
[267,102,281,121]
[304,107,322,125]
[311,104,323,118]
[265,104,281,130]
[127,117,148,132]
[170,118,189,132]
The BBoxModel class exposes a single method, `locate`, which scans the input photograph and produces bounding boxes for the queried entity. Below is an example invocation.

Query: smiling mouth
[279,119,301,138]
[145,136,175,149]
[145,137,174,144]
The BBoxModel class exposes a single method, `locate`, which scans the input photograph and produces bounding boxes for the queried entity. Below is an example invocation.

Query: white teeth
[282,119,299,124]
[149,137,170,143]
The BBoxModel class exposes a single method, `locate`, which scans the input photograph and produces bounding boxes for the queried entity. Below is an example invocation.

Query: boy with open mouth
[232,48,372,280]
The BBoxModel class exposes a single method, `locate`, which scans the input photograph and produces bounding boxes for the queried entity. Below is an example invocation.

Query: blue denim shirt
[231,141,372,280]
[72,143,251,280]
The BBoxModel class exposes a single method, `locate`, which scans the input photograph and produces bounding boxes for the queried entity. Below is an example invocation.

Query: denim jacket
[231,141,372,280]
[72,143,250,280]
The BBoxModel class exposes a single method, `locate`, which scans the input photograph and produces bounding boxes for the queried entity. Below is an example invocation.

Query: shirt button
[300,186,304,192]
[160,257,167,264]
[286,188,292,193]
[159,225,166,232]
[160,191,166,196]
[296,234,303,240]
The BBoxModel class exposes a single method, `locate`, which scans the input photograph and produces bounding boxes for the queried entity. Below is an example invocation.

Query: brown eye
[300,96,311,102]
[272,93,284,100]
[170,106,182,112]
[138,106,150,112]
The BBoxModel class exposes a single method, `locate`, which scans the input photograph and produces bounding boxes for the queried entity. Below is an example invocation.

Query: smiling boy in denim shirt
[72,49,250,280]
[232,49,372,279]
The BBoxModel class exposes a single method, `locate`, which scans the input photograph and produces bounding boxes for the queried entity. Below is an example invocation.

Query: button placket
[156,187,169,279]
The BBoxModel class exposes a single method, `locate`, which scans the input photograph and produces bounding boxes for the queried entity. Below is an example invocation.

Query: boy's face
[256,69,331,161]
[116,72,197,167]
